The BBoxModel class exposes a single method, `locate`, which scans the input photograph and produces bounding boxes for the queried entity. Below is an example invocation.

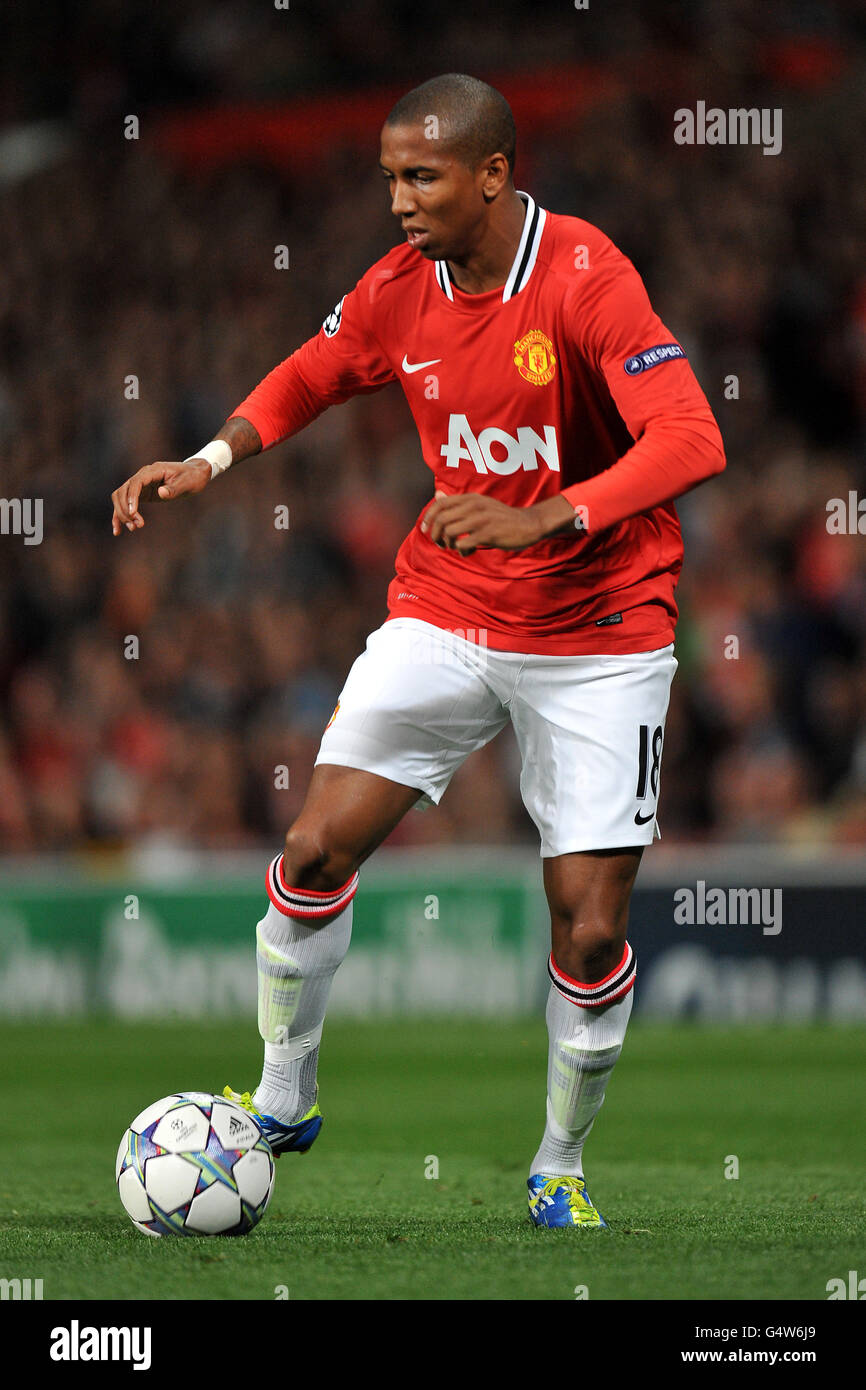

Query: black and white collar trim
[434,191,546,304]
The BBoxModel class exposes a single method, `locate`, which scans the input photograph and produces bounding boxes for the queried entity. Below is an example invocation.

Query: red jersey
[231,193,725,654]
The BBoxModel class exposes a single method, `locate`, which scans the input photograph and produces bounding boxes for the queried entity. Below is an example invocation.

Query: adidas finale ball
[116,1092,275,1236]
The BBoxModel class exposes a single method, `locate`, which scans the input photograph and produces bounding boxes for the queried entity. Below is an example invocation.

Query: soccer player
[111,74,725,1229]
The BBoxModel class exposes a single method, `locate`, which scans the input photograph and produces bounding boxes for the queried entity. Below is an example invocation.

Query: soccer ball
[116,1092,275,1237]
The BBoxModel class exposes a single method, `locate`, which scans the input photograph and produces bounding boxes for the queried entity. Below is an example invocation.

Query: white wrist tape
[184,439,233,480]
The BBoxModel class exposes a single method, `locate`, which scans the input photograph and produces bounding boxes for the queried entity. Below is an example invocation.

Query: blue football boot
[527,1173,609,1228]
[222,1086,323,1157]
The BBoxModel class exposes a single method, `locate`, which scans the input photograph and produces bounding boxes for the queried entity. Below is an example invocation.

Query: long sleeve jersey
[230,192,725,654]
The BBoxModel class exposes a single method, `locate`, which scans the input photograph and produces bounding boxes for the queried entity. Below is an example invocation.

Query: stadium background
[2,0,864,1024]
[0,0,864,1310]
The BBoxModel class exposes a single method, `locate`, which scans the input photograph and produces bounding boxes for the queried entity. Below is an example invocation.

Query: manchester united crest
[513,330,557,386]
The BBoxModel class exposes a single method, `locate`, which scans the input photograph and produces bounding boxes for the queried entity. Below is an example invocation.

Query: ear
[481,152,510,202]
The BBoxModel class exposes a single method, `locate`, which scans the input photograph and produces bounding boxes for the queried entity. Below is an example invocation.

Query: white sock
[252,885,353,1124]
[530,985,633,1179]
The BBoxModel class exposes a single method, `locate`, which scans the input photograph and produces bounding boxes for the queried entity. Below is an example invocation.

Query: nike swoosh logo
[634,809,655,825]
[401,355,442,374]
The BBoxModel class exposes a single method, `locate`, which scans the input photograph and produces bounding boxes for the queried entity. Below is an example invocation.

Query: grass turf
[0,1020,862,1301]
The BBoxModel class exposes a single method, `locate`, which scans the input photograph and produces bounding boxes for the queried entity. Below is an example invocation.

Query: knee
[281,823,359,892]
[566,919,623,966]
[551,909,626,981]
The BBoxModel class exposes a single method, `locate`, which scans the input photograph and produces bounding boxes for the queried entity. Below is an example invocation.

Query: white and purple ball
[116,1093,275,1237]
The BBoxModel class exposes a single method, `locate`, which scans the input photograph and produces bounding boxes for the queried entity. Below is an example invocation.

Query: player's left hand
[421,492,543,555]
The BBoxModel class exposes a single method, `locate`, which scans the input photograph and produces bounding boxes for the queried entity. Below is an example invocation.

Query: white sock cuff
[548,942,636,1008]
[265,853,359,921]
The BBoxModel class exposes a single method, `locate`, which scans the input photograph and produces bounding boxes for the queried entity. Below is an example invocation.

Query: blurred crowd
[1,1,865,855]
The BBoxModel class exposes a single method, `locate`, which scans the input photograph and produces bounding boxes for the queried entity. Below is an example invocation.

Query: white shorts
[315,618,678,857]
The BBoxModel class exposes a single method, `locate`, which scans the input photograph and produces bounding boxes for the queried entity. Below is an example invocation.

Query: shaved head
[385,73,516,179]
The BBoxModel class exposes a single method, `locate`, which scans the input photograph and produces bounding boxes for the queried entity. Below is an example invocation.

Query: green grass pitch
[0,1020,862,1301]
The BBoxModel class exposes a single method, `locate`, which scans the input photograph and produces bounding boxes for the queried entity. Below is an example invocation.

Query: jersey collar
[434,191,546,304]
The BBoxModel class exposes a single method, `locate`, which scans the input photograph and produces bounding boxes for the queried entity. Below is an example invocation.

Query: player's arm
[545,239,725,537]
[111,275,395,535]
[225,285,396,455]
[110,417,263,535]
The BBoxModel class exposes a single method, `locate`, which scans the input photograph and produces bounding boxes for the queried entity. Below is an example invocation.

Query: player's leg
[509,642,677,1225]
[280,762,424,890]
[245,764,422,1145]
[231,618,509,1148]
[544,846,642,985]
[528,847,640,1219]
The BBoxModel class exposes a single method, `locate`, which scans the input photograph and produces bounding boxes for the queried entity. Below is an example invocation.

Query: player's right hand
[111,459,211,535]
[423,487,477,554]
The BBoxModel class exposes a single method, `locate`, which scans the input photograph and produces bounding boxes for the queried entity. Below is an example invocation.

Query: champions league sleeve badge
[322,296,346,337]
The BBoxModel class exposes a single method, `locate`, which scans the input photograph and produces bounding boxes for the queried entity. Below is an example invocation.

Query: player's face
[379,123,489,261]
